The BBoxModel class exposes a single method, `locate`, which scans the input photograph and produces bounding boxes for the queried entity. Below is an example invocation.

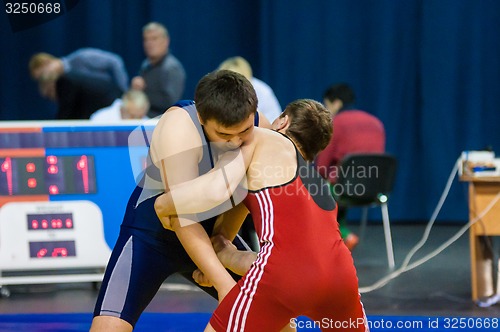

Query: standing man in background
[29,49,128,119]
[315,83,386,251]
[29,49,129,93]
[131,22,186,118]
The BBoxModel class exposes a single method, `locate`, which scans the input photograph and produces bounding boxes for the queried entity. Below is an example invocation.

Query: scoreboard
[0,120,154,289]
[1,155,96,196]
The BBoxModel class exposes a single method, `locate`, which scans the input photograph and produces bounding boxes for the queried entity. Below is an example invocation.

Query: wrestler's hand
[211,234,237,267]
[212,234,258,276]
[192,269,213,287]
[154,194,174,231]
[159,215,173,231]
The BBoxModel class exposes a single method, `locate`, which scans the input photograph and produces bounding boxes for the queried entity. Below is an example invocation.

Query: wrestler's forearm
[213,203,249,241]
[173,218,235,295]
[227,250,257,276]
[220,248,257,276]
[155,149,248,217]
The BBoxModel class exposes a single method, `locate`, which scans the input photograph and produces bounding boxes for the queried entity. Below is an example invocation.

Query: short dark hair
[323,83,356,104]
[195,70,258,127]
[280,99,332,161]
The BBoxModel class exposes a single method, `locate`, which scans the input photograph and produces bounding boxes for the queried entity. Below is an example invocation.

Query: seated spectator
[91,90,150,122]
[131,22,186,118]
[29,48,129,93]
[315,83,386,251]
[218,56,282,122]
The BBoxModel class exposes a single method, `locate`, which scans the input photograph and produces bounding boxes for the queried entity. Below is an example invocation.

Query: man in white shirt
[91,90,150,122]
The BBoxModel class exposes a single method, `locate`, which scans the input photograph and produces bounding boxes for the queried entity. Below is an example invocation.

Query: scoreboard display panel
[0,120,154,284]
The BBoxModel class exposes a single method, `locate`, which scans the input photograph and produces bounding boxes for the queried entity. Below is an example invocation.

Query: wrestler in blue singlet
[93,100,257,327]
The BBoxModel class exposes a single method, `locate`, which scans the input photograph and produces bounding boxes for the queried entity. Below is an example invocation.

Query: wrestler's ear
[272,114,290,132]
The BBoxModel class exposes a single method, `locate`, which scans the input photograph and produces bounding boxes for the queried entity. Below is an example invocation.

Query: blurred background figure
[29,48,129,93]
[315,83,386,251]
[90,90,150,122]
[31,72,121,120]
[218,56,282,122]
[29,50,126,119]
[131,22,186,118]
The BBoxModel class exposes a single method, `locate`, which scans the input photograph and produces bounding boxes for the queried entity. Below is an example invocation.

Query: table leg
[470,235,494,300]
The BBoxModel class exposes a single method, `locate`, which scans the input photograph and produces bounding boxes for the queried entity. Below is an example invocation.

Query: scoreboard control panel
[0,201,110,271]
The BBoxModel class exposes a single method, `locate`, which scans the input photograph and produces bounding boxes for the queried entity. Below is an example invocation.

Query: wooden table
[461,176,500,300]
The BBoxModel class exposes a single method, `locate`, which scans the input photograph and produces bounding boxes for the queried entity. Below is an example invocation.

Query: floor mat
[0,313,496,331]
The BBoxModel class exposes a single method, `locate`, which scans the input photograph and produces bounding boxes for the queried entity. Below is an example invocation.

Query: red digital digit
[41,219,48,229]
[31,219,39,229]
[76,155,89,193]
[1,157,13,195]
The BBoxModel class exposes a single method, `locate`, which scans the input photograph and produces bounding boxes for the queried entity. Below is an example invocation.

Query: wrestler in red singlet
[210,143,368,332]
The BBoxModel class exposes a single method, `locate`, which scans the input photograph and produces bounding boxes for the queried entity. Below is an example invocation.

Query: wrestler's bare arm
[151,108,235,300]
[211,234,257,276]
[212,202,249,241]
[154,134,256,217]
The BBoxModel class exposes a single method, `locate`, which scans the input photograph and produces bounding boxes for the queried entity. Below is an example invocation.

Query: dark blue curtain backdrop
[1,0,499,223]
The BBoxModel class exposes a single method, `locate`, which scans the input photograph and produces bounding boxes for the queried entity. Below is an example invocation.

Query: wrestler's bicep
[150,108,203,189]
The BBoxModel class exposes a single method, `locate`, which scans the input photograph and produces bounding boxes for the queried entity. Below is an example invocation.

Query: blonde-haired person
[90,90,150,122]
[219,56,282,122]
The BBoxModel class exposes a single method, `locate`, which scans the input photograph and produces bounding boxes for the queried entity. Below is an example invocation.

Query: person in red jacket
[315,83,385,251]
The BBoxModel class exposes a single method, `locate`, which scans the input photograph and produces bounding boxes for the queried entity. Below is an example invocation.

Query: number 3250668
[6,2,61,14]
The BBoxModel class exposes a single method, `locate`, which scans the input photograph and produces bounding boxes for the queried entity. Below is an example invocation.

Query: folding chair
[334,153,397,268]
